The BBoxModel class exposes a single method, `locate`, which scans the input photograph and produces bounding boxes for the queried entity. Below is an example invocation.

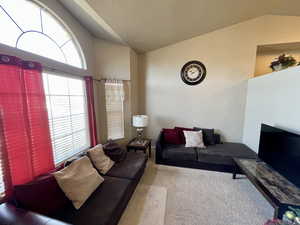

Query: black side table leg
[149,144,151,158]
[232,172,236,179]
[232,164,238,179]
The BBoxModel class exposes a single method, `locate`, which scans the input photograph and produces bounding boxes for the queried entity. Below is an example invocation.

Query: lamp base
[135,128,144,144]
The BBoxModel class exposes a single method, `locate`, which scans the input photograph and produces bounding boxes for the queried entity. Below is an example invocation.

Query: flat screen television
[258,124,300,188]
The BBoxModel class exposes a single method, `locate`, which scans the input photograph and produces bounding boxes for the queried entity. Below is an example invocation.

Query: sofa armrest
[0,203,71,225]
[155,131,165,164]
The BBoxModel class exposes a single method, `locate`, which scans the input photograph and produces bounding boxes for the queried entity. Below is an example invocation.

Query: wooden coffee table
[127,138,152,158]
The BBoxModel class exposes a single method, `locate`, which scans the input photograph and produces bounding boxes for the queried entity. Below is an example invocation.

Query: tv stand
[233,158,300,219]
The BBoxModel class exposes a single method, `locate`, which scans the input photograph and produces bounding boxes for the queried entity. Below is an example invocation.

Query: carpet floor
[120,159,274,225]
[118,184,167,225]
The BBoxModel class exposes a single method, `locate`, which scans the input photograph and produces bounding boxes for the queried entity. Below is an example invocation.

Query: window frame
[105,82,125,141]
[0,0,87,72]
[43,71,91,165]
[0,0,91,197]
[106,100,125,141]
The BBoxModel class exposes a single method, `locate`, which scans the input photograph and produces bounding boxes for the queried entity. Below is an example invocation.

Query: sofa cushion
[54,156,104,209]
[51,176,134,225]
[196,142,257,165]
[106,152,147,180]
[88,144,115,174]
[193,127,215,145]
[175,127,194,144]
[163,128,181,145]
[162,144,197,161]
[14,172,70,216]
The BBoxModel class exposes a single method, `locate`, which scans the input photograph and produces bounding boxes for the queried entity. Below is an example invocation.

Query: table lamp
[132,115,148,143]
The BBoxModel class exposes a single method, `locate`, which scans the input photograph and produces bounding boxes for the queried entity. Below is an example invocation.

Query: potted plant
[270,54,297,71]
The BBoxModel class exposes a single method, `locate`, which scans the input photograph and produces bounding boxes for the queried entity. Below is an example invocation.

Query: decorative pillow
[14,172,70,215]
[64,152,88,167]
[53,156,104,209]
[87,144,115,174]
[193,127,215,145]
[163,128,181,145]
[103,140,127,162]
[214,133,222,144]
[174,127,194,144]
[183,130,206,148]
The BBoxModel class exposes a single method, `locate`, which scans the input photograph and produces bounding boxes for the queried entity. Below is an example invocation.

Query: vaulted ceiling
[60,0,300,53]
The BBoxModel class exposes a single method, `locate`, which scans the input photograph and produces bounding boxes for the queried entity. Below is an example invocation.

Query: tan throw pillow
[183,130,206,148]
[88,144,115,174]
[53,156,104,209]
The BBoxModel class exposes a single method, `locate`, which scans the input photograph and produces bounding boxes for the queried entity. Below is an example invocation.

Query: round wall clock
[181,60,206,85]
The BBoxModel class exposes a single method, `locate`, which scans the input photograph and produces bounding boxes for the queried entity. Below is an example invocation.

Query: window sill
[108,137,125,141]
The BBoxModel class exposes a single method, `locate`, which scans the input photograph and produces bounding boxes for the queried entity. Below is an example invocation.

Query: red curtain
[0,54,54,195]
[85,76,98,146]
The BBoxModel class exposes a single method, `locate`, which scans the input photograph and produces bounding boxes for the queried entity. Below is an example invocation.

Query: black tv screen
[258,124,300,188]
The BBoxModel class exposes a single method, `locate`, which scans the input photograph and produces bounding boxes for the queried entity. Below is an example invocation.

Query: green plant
[288,206,300,217]
[270,54,297,71]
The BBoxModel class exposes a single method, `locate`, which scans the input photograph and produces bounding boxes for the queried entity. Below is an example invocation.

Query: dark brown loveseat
[0,152,148,225]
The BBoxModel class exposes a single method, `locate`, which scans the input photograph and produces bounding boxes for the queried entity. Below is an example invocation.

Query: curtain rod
[93,78,129,82]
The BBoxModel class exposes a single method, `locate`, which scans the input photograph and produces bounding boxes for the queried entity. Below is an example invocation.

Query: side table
[127,138,152,158]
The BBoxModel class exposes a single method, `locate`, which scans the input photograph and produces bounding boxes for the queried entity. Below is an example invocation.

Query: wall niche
[254,42,300,77]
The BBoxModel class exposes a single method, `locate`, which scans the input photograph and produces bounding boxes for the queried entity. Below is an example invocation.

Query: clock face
[181,61,206,85]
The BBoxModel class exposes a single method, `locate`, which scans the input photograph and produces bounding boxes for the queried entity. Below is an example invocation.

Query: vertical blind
[43,72,90,164]
[105,80,125,140]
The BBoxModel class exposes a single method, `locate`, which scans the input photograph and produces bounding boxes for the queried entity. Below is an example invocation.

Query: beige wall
[93,39,131,80]
[140,15,300,142]
[255,49,300,76]
[93,39,139,145]
[130,50,140,137]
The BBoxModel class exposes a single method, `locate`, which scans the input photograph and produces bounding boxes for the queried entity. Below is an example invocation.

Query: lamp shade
[132,115,148,128]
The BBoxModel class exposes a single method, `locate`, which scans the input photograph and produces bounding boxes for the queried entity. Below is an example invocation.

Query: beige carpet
[119,158,274,225]
[118,184,167,225]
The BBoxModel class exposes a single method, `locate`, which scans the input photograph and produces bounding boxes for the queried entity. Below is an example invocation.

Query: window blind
[43,72,90,164]
[0,160,5,196]
[105,81,125,140]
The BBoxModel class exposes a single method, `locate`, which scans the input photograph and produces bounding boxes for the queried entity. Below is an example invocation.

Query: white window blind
[43,72,90,164]
[105,80,125,140]
[0,160,5,196]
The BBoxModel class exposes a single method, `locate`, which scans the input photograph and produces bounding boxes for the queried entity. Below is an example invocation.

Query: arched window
[0,0,85,69]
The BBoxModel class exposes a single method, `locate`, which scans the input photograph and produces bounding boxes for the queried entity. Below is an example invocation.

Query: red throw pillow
[175,127,194,144]
[14,172,70,215]
[163,128,181,145]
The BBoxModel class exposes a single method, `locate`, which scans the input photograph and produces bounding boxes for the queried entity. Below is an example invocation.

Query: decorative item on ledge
[132,115,149,143]
[282,207,300,224]
[264,208,300,225]
[264,219,286,225]
[270,54,297,72]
